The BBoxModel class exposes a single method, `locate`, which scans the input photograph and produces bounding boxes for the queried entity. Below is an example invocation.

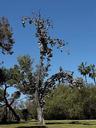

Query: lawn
[0,120,96,128]
[46,120,96,128]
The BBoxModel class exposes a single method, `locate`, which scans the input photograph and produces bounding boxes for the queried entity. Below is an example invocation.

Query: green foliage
[10,55,35,94]
[78,62,90,82]
[89,64,96,84]
[44,85,69,119]
[44,84,96,120]
[0,67,21,122]
[17,55,32,72]
[0,68,10,85]
[78,62,96,85]
[0,17,14,55]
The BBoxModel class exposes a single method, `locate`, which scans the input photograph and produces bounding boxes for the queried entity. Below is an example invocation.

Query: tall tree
[11,13,73,125]
[21,13,74,125]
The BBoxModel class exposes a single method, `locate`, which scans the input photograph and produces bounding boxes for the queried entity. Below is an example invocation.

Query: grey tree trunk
[35,88,45,125]
[85,75,87,83]
[37,103,45,125]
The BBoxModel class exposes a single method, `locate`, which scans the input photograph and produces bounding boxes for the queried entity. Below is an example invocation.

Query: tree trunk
[85,75,87,84]
[2,106,7,122]
[37,105,45,125]
[3,84,20,122]
[5,105,8,121]
[35,89,45,125]
[7,104,20,122]
[3,85,8,122]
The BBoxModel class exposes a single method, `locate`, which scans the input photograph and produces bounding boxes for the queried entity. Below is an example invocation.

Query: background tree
[26,100,37,119]
[89,64,96,85]
[0,17,17,122]
[22,108,29,121]
[0,17,14,56]
[44,82,96,120]
[0,17,14,85]
[78,63,96,85]
[0,68,21,122]
[78,62,90,83]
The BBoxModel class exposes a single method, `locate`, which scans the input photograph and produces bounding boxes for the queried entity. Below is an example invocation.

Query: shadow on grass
[46,121,95,126]
[17,126,47,128]
[0,119,37,125]
[0,121,20,125]
[0,120,96,127]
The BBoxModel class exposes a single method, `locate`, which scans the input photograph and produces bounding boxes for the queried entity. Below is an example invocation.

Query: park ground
[0,120,96,128]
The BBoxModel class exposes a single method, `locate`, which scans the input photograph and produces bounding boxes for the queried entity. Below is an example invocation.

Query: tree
[89,64,96,85]
[11,13,74,125]
[0,68,21,122]
[22,109,29,121]
[44,84,70,120]
[45,82,96,120]
[0,17,14,87]
[0,17,18,122]
[22,13,74,125]
[78,62,90,83]
[26,100,37,119]
[11,55,74,124]
[0,17,14,56]
[78,63,96,85]
[0,88,4,103]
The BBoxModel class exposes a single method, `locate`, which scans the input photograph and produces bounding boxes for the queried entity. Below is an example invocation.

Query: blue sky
[0,0,96,78]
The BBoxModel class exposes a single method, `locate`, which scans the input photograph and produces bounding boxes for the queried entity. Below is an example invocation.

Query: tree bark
[7,104,20,122]
[85,75,87,83]
[37,105,45,125]
[35,90,45,125]
[3,84,8,122]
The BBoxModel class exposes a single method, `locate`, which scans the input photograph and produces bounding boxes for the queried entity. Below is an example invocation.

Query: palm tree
[89,64,96,85]
[78,62,90,83]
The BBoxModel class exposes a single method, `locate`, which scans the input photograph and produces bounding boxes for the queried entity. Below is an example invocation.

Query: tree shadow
[46,121,96,126]
[0,121,20,125]
[17,126,47,128]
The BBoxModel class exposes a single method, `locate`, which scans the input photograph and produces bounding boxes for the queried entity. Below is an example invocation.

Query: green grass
[46,120,96,128]
[1,120,96,128]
